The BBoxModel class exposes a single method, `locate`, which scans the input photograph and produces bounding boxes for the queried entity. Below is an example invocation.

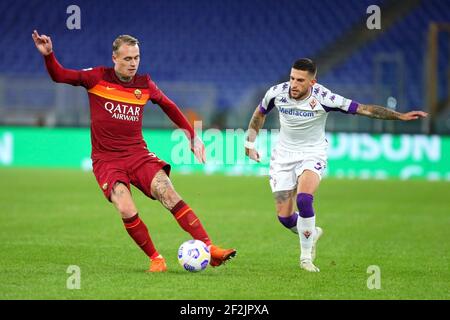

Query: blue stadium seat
[2,0,448,114]
[320,0,450,110]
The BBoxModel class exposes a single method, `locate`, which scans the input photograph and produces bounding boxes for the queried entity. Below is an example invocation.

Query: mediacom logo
[279,107,314,117]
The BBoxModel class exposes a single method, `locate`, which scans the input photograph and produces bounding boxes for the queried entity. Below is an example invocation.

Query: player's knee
[113,195,137,216]
[296,193,314,218]
[116,202,137,216]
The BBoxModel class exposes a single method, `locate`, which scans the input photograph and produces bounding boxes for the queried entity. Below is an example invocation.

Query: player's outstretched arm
[245,106,266,162]
[356,104,428,121]
[32,30,93,86]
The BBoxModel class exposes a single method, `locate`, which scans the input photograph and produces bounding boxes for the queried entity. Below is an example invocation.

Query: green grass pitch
[0,167,449,299]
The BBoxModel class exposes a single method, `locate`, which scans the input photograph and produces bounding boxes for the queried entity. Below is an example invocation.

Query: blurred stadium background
[0,0,450,178]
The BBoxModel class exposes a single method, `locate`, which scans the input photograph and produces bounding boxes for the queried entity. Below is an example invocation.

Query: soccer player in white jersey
[245,58,427,272]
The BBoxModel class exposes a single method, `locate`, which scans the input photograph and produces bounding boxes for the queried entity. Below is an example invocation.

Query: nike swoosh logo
[106,86,116,90]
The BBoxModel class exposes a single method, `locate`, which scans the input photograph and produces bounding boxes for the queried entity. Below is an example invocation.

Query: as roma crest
[134,89,142,99]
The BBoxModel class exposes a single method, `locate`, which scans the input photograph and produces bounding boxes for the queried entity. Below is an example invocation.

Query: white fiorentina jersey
[259,82,359,152]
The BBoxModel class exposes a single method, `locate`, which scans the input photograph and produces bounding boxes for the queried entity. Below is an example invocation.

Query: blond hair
[112,35,139,54]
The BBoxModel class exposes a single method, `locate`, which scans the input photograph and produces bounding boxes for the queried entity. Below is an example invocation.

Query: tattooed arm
[356,104,428,121]
[247,106,266,142]
[245,106,266,162]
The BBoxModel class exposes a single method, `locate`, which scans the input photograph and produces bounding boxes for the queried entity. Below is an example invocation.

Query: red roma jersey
[44,52,195,160]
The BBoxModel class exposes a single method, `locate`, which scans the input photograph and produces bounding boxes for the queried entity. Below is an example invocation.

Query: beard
[290,88,308,99]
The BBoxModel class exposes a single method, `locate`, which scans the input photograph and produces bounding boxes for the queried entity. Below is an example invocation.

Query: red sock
[122,213,159,260]
[171,200,211,246]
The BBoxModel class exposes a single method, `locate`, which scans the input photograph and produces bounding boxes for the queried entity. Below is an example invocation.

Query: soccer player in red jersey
[32,30,236,272]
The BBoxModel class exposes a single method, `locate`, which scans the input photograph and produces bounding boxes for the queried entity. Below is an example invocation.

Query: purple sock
[297,193,315,218]
[278,213,298,229]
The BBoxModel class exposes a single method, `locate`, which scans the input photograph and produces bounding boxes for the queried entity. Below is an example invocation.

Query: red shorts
[92,151,171,201]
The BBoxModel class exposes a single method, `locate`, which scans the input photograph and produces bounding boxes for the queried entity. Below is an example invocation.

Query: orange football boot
[146,255,167,273]
[209,245,237,267]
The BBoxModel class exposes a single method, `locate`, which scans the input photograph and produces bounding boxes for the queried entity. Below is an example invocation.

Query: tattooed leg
[273,189,296,217]
[150,170,182,210]
[273,189,299,233]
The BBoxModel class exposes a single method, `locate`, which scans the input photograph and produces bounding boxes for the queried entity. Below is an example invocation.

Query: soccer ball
[177,240,211,272]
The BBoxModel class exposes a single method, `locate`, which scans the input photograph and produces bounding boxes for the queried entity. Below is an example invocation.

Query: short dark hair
[292,58,317,76]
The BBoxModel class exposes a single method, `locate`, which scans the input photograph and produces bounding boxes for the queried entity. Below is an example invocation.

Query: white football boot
[300,259,320,272]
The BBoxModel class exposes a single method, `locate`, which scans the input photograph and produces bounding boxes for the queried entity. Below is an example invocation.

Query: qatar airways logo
[104,102,141,122]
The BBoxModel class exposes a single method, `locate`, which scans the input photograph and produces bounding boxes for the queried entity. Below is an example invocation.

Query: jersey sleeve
[147,78,196,140]
[146,77,163,103]
[315,84,359,114]
[44,52,103,89]
[259,85,278,115]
